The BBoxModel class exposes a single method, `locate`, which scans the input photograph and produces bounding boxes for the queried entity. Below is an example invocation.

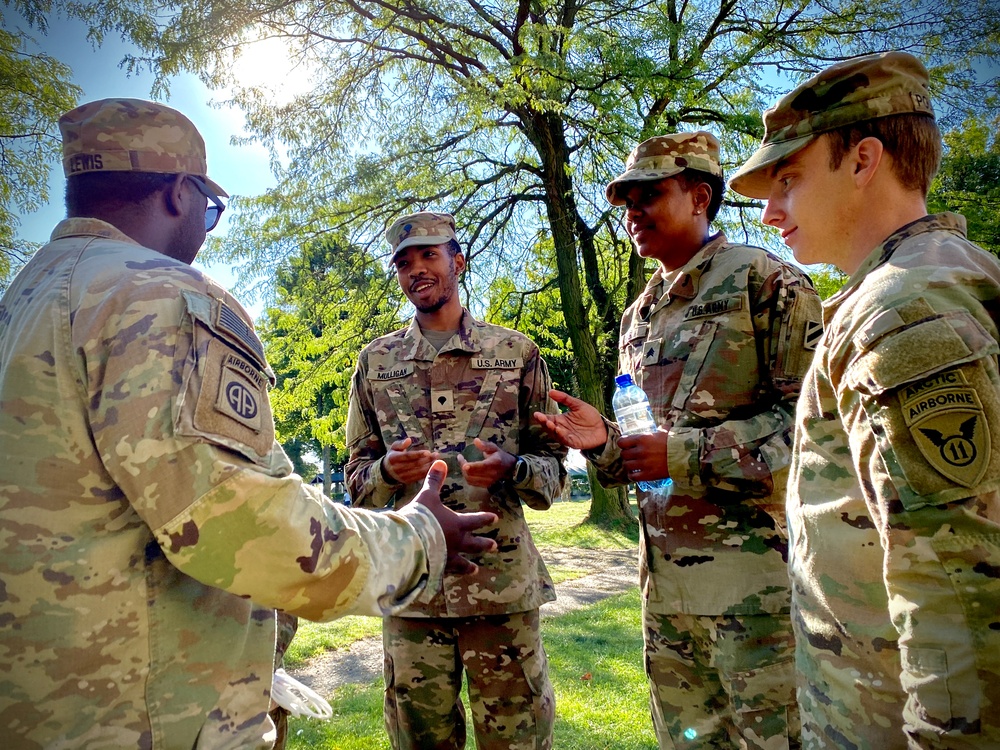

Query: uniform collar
[639,231,728,319]
[50,217,143,245]
[399,308,483,361]
[823,212,968,321]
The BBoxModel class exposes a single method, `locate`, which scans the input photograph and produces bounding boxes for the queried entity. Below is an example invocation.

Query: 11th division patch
[900,376,990,487]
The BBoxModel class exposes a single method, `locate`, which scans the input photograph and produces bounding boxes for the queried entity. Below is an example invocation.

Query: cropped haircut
[674,170,726,222]
[65,171,176,218]
[446,238,462,257]
[826,113,941,197]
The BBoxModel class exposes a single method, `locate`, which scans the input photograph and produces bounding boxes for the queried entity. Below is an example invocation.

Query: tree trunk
[523,109,636,528]
[322,444,332,497]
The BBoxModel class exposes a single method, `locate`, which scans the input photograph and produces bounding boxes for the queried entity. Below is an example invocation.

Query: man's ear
[454,252,466,275]
[852,137,884,188]
[163,174,187,217]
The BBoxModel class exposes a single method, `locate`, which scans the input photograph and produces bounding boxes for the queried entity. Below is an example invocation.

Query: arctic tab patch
[900,376,989,487]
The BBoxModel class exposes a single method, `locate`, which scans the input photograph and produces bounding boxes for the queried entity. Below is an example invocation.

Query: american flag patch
[217,302,266,363]
[803,320,823,351]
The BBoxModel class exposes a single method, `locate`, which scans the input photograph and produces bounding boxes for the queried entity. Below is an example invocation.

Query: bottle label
[614,402,657,435]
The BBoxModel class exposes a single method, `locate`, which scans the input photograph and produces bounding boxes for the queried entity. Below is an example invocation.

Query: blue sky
[10,11,292,317]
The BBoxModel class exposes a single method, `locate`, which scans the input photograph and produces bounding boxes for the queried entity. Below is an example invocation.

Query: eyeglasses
[187,175,226,232]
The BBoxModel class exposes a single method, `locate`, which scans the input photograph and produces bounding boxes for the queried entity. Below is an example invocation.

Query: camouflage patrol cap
[386,211,458,262]
[606,131,723,206]
[729,51,934,199]
[59,98,228,197]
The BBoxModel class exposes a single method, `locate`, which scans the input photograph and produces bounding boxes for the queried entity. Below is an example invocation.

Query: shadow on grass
[287,588,656,750]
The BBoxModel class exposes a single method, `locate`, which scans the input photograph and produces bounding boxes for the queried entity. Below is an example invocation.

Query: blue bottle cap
[615,373,634,387]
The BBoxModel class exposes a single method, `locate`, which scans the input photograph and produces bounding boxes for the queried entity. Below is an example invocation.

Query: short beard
[415,290,451,314]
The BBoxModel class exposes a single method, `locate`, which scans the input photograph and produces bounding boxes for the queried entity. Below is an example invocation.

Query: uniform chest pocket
[668,313,759,415]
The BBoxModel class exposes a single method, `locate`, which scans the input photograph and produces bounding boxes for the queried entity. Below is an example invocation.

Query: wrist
[511,456,529,484]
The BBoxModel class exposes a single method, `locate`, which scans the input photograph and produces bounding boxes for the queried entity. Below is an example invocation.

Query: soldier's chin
[415,296,449,314]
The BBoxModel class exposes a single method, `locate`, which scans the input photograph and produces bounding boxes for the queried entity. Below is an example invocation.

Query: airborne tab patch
[216,353,264,432]
[900,374,988,487]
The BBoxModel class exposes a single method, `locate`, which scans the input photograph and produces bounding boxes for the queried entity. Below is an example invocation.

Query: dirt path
[288,546,639,697]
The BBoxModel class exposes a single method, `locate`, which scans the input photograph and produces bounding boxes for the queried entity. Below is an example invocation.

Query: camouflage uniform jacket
[346,310,567,618]
[0,219,446,749]
[788,213,1000,747]
[586,233,822,615]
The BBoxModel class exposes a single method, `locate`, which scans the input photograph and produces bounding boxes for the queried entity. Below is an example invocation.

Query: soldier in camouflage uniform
[730,51,1000,747]
[535,132,823,749]
[345,211,567,750]
[0,98,497,749]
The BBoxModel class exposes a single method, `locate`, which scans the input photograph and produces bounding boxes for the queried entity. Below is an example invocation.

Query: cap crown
[606,131,722,205]
[59,98,227,196]
[729,51,934,198]
[386,212,458,257]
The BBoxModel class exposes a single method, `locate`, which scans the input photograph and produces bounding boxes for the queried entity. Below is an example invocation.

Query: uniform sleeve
[78,283,444,622]
[511,348,568,510]
[839,296,1000,747]
[344,351,403,509]
[667,265,822,496]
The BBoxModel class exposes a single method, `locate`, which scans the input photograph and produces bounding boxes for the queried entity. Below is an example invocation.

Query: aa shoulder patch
[899,370,990,487]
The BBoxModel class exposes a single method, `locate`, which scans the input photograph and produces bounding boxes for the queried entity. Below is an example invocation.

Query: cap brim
[728,134,817,199]
[391,234,454,262]
[606,166,685,206]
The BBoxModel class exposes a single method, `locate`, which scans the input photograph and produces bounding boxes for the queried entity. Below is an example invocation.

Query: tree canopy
[10,0,1000,521]
[0,10,80,283]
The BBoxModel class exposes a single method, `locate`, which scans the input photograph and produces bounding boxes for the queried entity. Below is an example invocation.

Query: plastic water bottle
[611,373,673,493]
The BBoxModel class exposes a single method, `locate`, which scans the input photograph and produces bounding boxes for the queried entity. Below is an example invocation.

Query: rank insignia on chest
[900,372,990,487]
[432,389,455,412]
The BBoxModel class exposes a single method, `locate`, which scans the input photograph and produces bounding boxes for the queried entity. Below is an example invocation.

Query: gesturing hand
[533,389,608,450]
[456,437,516,488]
[412,459,498,575]
[383,436,438,485]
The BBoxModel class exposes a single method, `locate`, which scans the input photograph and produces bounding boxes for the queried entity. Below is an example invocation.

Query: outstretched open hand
[411,460,498,575]
[532,389,608,450]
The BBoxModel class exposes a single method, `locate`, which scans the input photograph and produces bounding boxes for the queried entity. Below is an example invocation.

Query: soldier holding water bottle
[534,132,822,749]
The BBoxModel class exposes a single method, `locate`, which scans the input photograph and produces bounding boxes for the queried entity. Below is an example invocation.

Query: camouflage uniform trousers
[644,610,799,750]
[383,609,554,750]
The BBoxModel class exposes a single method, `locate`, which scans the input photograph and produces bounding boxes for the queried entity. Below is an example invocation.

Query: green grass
[523,498,640,549]
[284,616,384,670]
[286,589,655,750]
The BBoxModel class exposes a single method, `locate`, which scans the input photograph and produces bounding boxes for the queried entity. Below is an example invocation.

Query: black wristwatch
[512,456,529,484]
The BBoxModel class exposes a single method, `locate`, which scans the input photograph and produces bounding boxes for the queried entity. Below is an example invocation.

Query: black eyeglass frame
[187,175,226,232]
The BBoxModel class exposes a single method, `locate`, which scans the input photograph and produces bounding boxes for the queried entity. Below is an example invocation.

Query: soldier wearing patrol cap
[731,50,1000,746]
[345,211,568,750]
[534,132,822,749]
[0,98,497,748]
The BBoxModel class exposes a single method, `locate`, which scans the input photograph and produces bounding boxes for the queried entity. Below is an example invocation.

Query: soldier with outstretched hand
[0,98,495,749]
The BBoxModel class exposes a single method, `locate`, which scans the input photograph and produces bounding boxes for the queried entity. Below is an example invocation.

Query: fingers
[421,459,448,493]
[445,554,478,576]
[457,510,498,536]
[389,436,413,452]
[474,437,498,455]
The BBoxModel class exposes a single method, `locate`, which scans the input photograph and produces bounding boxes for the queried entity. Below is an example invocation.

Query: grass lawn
[283,497,650,747]
[286,588,655,749]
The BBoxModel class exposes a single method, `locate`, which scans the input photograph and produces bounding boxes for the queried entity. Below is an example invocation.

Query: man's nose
[761,198,782,227]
